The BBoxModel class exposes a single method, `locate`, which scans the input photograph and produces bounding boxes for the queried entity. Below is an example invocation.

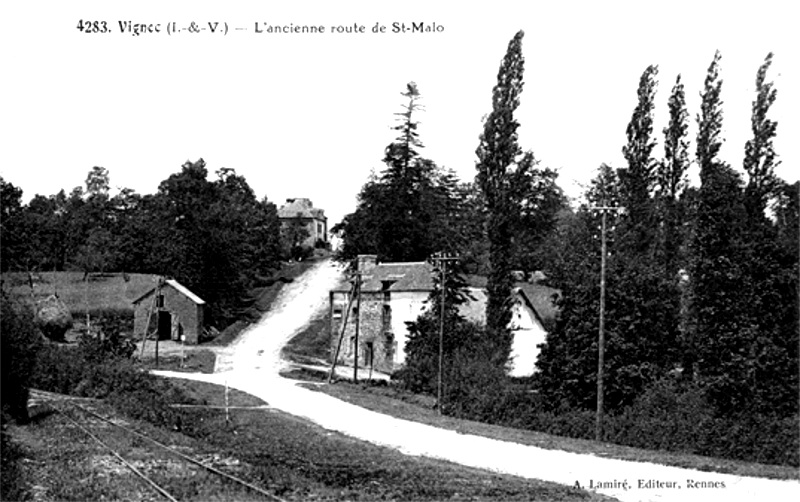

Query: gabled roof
[516,283,560,330]
[333,261,435,292]
[277,198,326,220]
[132,279,205,305]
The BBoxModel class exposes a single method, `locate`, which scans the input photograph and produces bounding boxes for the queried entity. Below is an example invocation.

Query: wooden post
[430,253,459,415]
[589,204,621,442]
[596,208,608,442]
[85,274,91,333]
[353,271,362,383]
[139,284,158,358]
[328,279,357,383]
[225,379,230,426]
[154,278,164,368]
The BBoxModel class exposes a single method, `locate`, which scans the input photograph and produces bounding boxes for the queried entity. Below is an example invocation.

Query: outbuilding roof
[132,279,206,305]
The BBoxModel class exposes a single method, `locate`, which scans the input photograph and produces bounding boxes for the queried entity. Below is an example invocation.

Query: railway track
[29,389,288,502]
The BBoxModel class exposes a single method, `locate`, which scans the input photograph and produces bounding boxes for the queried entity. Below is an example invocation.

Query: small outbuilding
[132,279,205,344]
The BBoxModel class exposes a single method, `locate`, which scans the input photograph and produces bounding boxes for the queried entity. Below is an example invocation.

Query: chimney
[356,254,377,273]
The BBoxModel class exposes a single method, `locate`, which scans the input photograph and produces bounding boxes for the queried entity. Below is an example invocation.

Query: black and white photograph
[1,1,798,501]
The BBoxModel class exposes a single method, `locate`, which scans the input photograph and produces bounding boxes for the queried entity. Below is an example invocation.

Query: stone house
[132,279,205,344]
[277,198,328,249]
[329,255,559,376]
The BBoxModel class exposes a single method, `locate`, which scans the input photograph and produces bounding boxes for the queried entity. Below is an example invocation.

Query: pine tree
[475,30,528,361]
[335,83,463,263]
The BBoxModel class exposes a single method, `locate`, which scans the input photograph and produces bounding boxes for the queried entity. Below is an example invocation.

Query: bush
[694,413,799,466]
[78,329,136,363]
[605,378,799,466]
[73,308,134,337]
[608,377,714,451]
[1,419,30,501]
[29,327,191,430]
[1,294,44,422]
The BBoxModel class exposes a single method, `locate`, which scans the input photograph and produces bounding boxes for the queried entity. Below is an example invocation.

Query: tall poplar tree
[619,65,659,254]
[475,30,531,362]
[738,53,798,416]
[658,74,690,276]
[743,52,780,218]
[691,51,751,414]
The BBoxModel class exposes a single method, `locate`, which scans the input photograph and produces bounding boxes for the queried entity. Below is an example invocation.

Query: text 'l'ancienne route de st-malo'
[76,20,445,36]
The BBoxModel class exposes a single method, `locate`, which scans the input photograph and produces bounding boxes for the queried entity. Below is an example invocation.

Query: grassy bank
[2,271,157,313]
[8,379,612,502]
[283,312,800,481]
[206,259,319,346]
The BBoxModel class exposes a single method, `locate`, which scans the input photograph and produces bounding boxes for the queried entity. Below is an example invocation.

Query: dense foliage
[394,40,797,466]
[1,159,284,328]
[334,83,466,263]
[0,294,44,422]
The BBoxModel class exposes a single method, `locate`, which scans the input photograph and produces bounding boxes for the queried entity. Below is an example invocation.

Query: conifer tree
[334,83,463,263]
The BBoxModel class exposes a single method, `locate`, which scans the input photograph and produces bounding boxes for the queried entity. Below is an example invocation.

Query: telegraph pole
[590,204,621,442]
[353,271,362,383]
[430,252,459,415]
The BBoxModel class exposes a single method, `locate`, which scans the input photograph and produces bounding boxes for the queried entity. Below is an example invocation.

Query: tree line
[1,159,291,327]
[334,30,798,452]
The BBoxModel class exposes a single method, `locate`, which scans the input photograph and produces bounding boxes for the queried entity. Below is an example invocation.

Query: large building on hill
[277,198,328,249]
[328,255,559,376]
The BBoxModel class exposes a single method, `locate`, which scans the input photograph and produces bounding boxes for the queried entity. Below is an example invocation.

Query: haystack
[35,295,73,341]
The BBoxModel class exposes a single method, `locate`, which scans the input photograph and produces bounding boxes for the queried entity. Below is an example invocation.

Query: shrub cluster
[73,308,135,337]
[1,420,29,502]
[447,376,799,467]
[1,294,44,422]
[400,317,799,468]
[30,329,190,430]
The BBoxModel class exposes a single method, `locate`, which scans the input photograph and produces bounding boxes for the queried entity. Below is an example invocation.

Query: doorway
[157,311,172,341]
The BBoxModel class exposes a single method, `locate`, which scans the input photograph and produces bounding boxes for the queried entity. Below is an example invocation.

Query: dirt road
[155,258,800,502]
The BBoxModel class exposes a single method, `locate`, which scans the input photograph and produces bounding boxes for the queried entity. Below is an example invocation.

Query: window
[333,307,342,320]
[156,294,165,308]
[382,304,391,328]
[364,341,374,367]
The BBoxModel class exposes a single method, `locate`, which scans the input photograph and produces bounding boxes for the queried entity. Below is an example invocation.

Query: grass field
[2,271,158,314]
[9,381,614,501]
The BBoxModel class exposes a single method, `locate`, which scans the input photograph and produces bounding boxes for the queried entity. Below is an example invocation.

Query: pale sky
[1,1,796,227]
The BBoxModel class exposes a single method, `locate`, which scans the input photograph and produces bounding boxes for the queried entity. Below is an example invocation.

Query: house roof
[277,198,326,220]
[516,283,560,329]
[132,279,206,305]
[331,261,560,327]
[333,261,436,292]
